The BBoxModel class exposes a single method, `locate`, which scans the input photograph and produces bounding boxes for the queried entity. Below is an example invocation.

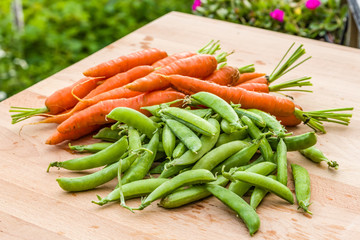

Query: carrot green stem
[197,40,221,55]
[294,107,353,133]
[269,77,313,92]
[269,43,311,83]
[10,106,49,124]
[238,64,255,74]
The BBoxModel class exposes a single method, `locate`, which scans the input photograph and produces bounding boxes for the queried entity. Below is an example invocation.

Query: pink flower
[192,0,201,11]
[305,0,321,10]
[270,9,285,22]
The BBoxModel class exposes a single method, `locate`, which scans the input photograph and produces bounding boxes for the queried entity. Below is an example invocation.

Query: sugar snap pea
[205,184,260,236]
[160,107,217,136]
[248,109,287,136]
[172,141,187,159]
[225,171,294,204]
[250,175,277,210]
[135,169,216,210]
[93,127,121,142]
[221,119,240,134]
[276,138,288,186]
[291,164,312,214]
[107,107,158,138]
[165,119,202,153]
[268,132,317,151]
[128,126,142,151]
[93,178,169,206]
[68,142,113,153]
[162,123,176,159]
[47,136,128,171]
[215,131,248,147]
[299,146,338,169]
[234,107,266,128]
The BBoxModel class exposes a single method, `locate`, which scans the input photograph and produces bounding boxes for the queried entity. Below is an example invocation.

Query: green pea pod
[215,131,248,147]
[172,142,187,159]
[234,107,266,128]
[159,175,228,209]
[159,164,190,178]
[56,151,138,192]
[69,142,113,153]
[276,138,288,186]
[192,140,250,171]
[248,109,287,136]
[150,160,170,174]
[136,169,216,210]
[291,164,312,214]
[169,118,220,166]
[47,136,128,171]
[162,124,176,158]
[93,178,169,206]
[107,107,158,138]
[299,146,338,169]
[228,161,276,197]
[160,107,218,136]
[128,126,142,151]
[226,171,294,204]
[212,140,260,174]
[186,108,213,118]
[191,92,243,130]
[93,127,121,142]
[250,175,277,210]
[268,132,317,151]
[221,119,240,134]
[241,115,274,162]
[206,184,260,236]
[121,132,159,185]
[165,119,202,153]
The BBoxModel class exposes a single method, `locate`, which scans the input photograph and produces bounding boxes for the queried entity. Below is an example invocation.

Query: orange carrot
[125,54,218,92]
[46,125,101,145]
[10,76,105,124]
[167,74,295,117]
[152,52,197,68]
[234,72,266,85]
[204,66,240,86]
[236,83,269,93]
[276,104,303,127]
[235,76,269,86]
[57,90,186,133]
[83,65,154,99]
[83,48,167,78]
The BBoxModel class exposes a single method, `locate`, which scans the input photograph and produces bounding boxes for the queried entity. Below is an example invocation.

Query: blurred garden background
[0,0,349,101]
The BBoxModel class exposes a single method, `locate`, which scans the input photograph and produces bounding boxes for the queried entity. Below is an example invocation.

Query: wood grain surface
[1,12,360,239]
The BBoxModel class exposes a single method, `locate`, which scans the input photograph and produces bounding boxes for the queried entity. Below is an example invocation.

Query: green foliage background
[0,0,193,100]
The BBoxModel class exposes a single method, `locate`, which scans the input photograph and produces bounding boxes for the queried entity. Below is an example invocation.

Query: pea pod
[47,136,128,171]
[159,175,228,209]
[169,118,220,166]
[276,138,288,186]
[234,107,266,128]
[241,115,274,162]
[172,141,187,159]
[93,127,121,142]
[165,119,202,153]
[128,126,142,151]
[160,107,218,136]
[162,124,176,159]
[250,175,277,210]
[68,142,112,153]
[121,132,159,185]
[56,151,139,192]
[107,107,158,138]
[299,146,338,169]
[268,132,317,151]
[192,140,250,171]
[186,108,213,118]
[159,164,190,178]
[93,178,169,206]
[191,92,243,130]
[228,161,277,197]
[136,169,216,210]
[248,109,287,136]
[225,171,294,204]
[205,184,260,236]
[215,131,248,147]
[221,119,240,134]
[291,164,312,214]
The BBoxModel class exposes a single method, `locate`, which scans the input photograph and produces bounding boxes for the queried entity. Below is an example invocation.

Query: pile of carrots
[10,41,352,144]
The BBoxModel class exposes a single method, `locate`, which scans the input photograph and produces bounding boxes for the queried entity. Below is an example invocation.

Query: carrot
[57,90,186,133]
[125,54,218,92]
[46,125,101,145]
[167,74,295,117]
[10,76,105,124]
[151,52,197,68]
[83,65,154,99]
[204,66,240,86]
[236,83,269,93]
[83,48,167,78]
[235,76,269,86]
[234,72,266,85]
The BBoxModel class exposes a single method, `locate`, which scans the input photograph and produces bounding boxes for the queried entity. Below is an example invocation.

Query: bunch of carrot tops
[10,40,353,236]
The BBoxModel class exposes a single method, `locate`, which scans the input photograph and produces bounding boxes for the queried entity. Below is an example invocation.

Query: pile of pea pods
[47,91,338,236]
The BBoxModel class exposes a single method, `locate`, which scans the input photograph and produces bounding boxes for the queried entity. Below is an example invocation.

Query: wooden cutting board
[1,12,360,240]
